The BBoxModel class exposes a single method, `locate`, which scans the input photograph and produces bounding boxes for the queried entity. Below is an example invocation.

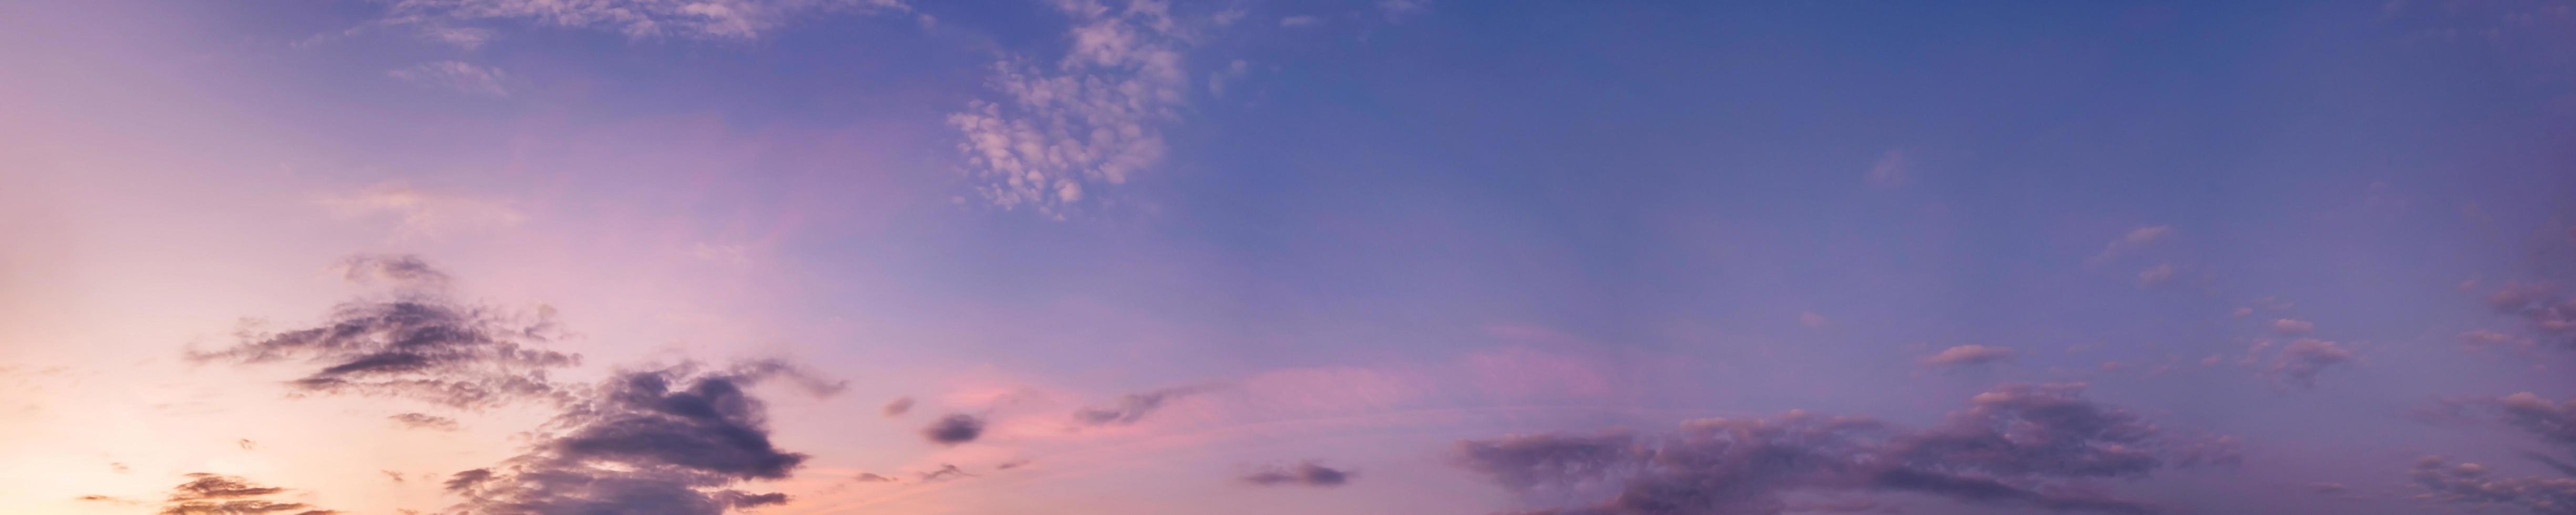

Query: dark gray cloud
[155,473,338,514]
[923,414,985,446]
[388,413,461,431]
[918,464,976,482]
[882,396,914,417]
[443,361,822,515]
[1454,384,2233,514]
[1071,385,1212,426]
[190,256,578,410]
[1241,461,1352,487]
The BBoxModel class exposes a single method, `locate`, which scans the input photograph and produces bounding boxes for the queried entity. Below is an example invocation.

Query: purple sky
[4,1,2575,514]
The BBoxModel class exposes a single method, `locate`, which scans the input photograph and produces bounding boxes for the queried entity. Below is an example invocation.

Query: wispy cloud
[382,0,913,39]
[317,181,524,239]
[1921,344,2014,367]
[388,60,511,96]
[1240,461,1352,487]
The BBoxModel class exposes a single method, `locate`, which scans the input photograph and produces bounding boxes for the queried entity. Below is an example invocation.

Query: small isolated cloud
[384,470,407,483]
[1921,345,2015,367]
[73,494,137,505]
[1864,148,1909,188]
[881,396,915,417]
[337,254,449,287]
[923,414,986,446]
[995,459,1030,470]
[2089,225,2173,265]
[1452,383,2235,514]
[236,439,256,450]
[153,473,334,514]
[2272,318,2315,335]
[1379,0,1431,20]
[853,472,897,483]
[388,61,510,97]
[1241,461,1352,487]
[917,464,976,482]
[110,462,130,473]
[318,181,524,239]
[2137,263,2176,287]
[2269,338,2355,387]
[1071,385,1211,427]
[1799,312,1831,329]
[1279,15,1319,27]
[388,413,461,431]
[2308,482,2347,495]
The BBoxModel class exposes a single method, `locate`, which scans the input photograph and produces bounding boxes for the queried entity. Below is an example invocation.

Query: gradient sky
[5,1,2576,514]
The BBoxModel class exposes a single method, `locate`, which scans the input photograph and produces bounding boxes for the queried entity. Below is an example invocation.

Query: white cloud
[388,61,511,97]
[1379,0,1431,20]
[948,0,1197,217]
[383,0,911,39]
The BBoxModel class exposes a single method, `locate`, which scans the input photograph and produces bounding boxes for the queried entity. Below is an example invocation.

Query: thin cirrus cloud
[1919,344,2014,367]
[387,60,511,97]
[1453,383,2239,514]
[122,473,336,515]
[376,0,915,40]
[1070,384,1213,427]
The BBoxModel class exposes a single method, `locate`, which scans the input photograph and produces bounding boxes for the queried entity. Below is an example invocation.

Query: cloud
[1279,15,1319,27]
[1453,384,2233,514]
[882,396,915,417]
[388,61,511,97]
[1071,385,1211,426]
[381,0,912,39]
[1799,312,1830,329]
[388,413,463,431]
[2088,226,2173,265]
[996,458,1031,470]
[153,473,337,515]
[854,472,898,483]
[948,0,1195,216]
[2268,338,2355,387]
[1921,345,2015,367]
[1379,0,1431,20]
[918,464,977,482]
[317,181,525,238]
[2136,263,2175,287]
[1864,148,1908,188]
[2271,318,2315,335]
[2409,457,2576,514]
[2476,281,2576,353]
[190,256,580,410]
[1240,461,1353,487]
[336,255,450,287]
[443,361,823,514]
[923,413,986,445]
[2413,392,2576,514]
[2500,392,2576,453]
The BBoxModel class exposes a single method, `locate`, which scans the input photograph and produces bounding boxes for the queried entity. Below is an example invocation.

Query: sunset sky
[4,1,2575,514]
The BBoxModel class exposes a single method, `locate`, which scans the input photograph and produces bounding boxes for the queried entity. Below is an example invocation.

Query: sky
[3,1,2575,514]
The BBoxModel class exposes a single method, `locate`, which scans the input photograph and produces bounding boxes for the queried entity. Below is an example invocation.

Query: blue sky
[4,1,2575,514]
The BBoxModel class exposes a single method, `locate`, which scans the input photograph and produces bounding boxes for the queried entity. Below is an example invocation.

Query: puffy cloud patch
[923,413,986,445]
[948,0,1197,216]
